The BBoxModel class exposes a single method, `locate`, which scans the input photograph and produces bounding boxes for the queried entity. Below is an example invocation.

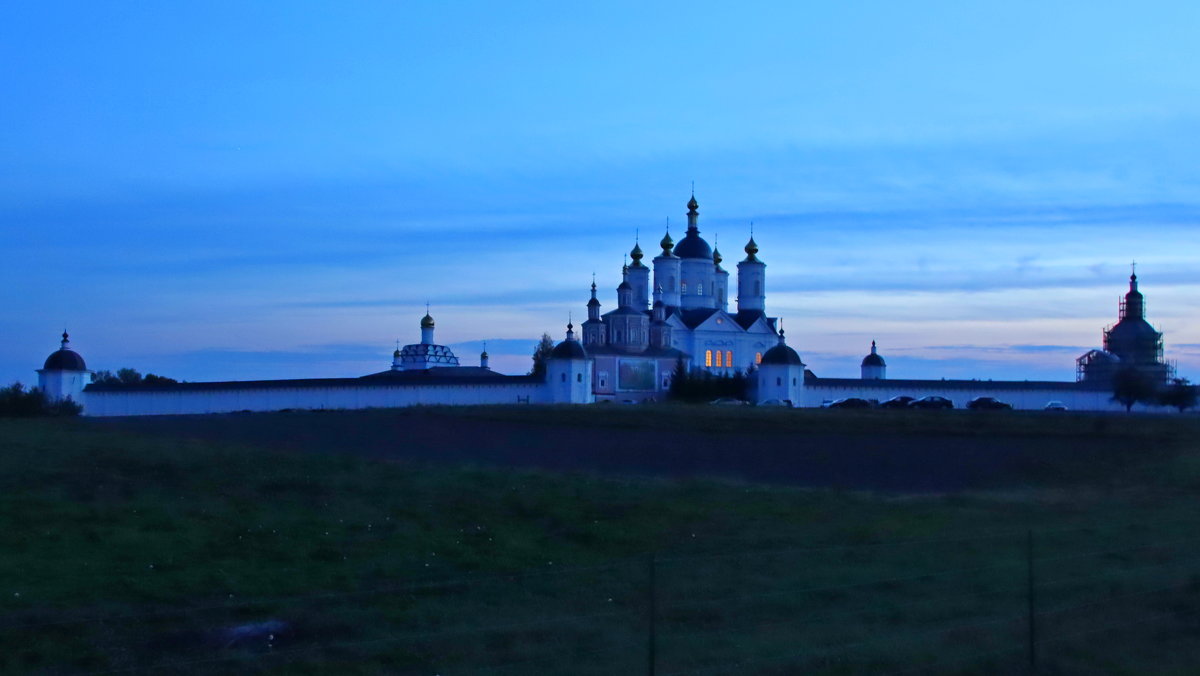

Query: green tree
[1111,367,1158,413]
[0,383,81,417]
[529,333,556,377]
[1158,378,1197,413]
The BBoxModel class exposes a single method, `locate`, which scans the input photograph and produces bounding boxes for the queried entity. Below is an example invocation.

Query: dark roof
[733,309,769,330]
[603,306,648,318]
[550,340,587,359]
[583,345,688,359]
[43,349,87,371]
[804,373,1109,392]
[861,353,886,367]
[1106,318,1161,341]
[761,343,803,366]
[673,232,713,259]
[86,369,540,392]
[676,307,719,329]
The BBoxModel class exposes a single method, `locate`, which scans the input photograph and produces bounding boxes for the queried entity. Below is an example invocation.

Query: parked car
[880,396,915,409]
[757,399,792,408]
[1044,401,1069,411]
[829,397,873,409]
[968,396,1013,411]
[909,396,954,410]
[710,398,747,406]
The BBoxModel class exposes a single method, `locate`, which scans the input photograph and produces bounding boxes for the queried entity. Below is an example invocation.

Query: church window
[705,350,712,367]
[777,377,782,386]
[792,377,797,386]
[755,352,763,364]
[726,350,733,367]
[561,373,567,382]
[670,276,676,290]
[698,283,704,295]
[719,290,724,304]
[577,373,582,382]
[715,351,723,367]
[681,282,687,295]
[754,280,761,296]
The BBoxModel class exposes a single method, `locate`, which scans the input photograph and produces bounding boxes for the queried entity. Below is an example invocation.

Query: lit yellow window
[715,351,723,367]
[726,350,733,367]
[705,350,712,367]
[755,352,762,364]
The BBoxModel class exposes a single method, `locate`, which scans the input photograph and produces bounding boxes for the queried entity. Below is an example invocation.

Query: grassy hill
[2,406,1199,674]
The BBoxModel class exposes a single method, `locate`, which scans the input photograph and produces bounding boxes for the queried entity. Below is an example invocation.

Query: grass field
[2,406,1199,674]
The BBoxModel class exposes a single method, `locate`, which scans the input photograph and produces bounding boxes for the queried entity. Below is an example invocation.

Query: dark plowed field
[93,406,1173,492]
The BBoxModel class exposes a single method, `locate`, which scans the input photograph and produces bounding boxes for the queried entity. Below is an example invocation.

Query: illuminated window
[705,350,713,367]
[681,282,687,294]
[725,350,732,367]
[715,351,723,367]
[698,283,703,295]
[755,352,763,364]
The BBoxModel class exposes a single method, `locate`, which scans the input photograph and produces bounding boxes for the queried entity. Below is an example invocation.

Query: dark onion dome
[861,340,886,367]
[760,328,803,366]
[550,322,587,359]
[742,236,761,263]
[630,242,646,267]
[43,332,87,371]
[659,231,675,255]
[673,231,713,259]
[712,247,723,267]
[687,194,699,211]
[420,313,435,329]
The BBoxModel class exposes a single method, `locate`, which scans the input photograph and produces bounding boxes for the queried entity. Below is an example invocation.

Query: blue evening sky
[3,1,1199,384]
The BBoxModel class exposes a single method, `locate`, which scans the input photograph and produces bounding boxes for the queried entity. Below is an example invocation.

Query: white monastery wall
[82,381,550,417]
[803,381,1138,412]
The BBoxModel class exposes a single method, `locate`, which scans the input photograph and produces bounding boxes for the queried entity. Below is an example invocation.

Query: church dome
[861,341,886,367]
[420,313,435,329]
[673,232,713,259]
[42,332,87,371]
[659,231,674,255]
[550,339,587,359]
[761,342,803,366]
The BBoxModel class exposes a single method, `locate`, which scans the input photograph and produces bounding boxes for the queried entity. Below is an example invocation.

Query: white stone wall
[81,381,553,417]
[37,369,89,403]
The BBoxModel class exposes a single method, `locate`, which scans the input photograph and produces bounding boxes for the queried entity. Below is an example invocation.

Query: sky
[3,1,1200,385]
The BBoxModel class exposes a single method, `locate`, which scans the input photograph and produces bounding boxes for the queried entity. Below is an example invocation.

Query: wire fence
[2,520,1198,674]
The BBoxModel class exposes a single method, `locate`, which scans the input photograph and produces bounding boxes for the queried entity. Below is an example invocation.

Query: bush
[0,383,82,418]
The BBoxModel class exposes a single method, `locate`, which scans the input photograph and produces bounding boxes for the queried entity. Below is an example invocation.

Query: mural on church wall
[618,359,657,391]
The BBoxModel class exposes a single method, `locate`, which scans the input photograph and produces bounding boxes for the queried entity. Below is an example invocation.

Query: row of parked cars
[712,397,1070,410]
[823,396,1069,411]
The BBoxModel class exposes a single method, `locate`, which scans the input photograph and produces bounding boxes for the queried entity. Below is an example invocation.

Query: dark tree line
[667,358,751,403]
[0,383,81,417]
[91,368,178,386]
[1110,368,1196,413]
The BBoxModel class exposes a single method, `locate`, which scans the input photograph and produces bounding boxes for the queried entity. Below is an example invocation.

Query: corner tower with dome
[37,332,92,403]
[580,193,781,402]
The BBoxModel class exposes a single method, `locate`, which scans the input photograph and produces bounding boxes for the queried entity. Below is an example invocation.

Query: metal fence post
[648,554,657,676]
[1027,529,1037,672]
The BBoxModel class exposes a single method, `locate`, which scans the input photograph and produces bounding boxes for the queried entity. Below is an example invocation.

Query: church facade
[581,194,780,402]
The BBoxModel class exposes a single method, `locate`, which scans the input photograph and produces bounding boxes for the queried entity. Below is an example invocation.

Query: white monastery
[37,194,1177,416]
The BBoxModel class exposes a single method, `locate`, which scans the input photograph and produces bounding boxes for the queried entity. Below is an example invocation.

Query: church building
[581,194,780,402]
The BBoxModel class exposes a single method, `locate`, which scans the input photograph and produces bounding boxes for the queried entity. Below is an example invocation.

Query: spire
[871,340,877,354]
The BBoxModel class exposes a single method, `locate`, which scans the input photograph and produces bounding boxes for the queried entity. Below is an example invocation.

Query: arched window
[715,351,723,367]
[577,373,582,382]
[755,352,763,365]
[754,280,761,296]
[698,283,704,295]
[776,377,782,386]
[725,351,733,367]
[561,373,567,382]
[705,350,713,367]
[681,282,687,295]
[792,377,797,386]
[718,289,724,304]
[669,276,676,290]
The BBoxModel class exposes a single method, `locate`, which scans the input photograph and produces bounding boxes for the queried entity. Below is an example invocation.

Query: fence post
[1027,529,1037,672]
[648,553,657,676]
